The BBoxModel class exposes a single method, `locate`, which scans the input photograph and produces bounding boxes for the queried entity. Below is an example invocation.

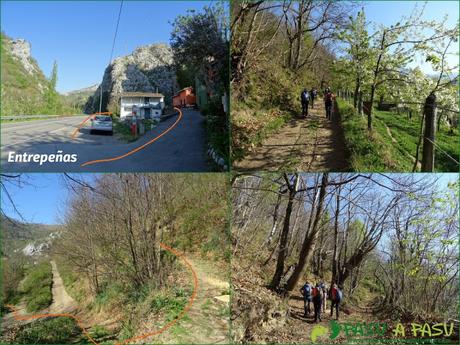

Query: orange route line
[6,242,198,345]
[80,108,183,167]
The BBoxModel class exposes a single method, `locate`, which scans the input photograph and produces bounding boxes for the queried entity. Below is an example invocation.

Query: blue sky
[1,174,97,225]
[1,1,457,92]
[1,1,214,93]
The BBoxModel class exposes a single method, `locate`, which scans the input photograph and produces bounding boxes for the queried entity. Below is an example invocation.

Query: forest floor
[233,104,349,172]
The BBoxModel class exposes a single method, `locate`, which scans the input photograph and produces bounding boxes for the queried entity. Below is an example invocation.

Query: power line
[99,0,124,114]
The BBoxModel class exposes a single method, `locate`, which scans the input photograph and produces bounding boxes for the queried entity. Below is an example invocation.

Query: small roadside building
[172,87,196,108]
[120,92,165,120]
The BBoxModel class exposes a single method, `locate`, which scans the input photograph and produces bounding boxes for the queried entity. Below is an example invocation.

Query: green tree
[170,3,229,94]
[44,61,60,114]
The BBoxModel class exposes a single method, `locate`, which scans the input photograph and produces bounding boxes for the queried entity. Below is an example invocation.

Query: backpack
[330,287,343,302]
[301,91,310,103]
[312,287,322,302]
[302,284,312,297]
[325,92,333,103]
[337,289,343,301]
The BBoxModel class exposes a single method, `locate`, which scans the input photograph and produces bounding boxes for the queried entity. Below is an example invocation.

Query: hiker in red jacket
[324,88,335,121]
[329,283,343,320]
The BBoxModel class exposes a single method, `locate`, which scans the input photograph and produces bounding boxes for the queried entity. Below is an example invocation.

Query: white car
[90,115,113,135]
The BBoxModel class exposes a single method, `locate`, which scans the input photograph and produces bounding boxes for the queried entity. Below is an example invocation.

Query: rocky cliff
[1,33,49,116]
[85,43,177,114]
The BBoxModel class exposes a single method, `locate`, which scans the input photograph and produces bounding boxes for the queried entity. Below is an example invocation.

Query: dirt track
[234,104,349,172]
[50,260,78,313]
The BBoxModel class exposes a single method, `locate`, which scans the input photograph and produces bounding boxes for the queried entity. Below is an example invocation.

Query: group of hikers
[300,87,335,120]
[300,281,343,323]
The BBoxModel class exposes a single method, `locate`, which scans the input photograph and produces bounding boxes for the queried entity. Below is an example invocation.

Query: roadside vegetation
[21,261,53,312]
[112,118,159,142]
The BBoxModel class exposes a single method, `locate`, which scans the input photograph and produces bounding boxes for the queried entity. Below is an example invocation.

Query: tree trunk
[421,92,437,172]
[331,186,341,286]
[358,91,363,116]
[353,78,360,109]
[285,173,329,292]
[269,175,299,290]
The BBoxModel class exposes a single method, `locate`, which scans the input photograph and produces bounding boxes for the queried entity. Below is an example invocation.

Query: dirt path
[234,104,349,172]
[136,257,230,344]
[49,260,78,313]
[1,260,79,341]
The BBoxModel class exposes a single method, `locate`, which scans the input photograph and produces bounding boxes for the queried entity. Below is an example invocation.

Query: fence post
[421,92,437,172]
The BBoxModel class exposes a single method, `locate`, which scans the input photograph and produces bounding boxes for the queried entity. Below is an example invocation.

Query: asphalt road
[1,109,211,172]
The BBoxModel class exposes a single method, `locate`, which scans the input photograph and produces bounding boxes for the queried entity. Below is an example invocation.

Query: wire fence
[337,90,459,171]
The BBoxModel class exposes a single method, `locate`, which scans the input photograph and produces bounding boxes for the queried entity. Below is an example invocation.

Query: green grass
[89,324,111,339]
[14,317,82,344]
[20,261,53,312]
[374,108,458,172]
[150,287,192,322]
[337,99,458,172]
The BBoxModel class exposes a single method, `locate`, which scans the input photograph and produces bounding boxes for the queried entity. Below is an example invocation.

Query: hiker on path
[300,281,313,316]
[329,283,343,320]
[310,88,317,109]
[324,87,335,121]
[312,283,323,323]
[300,88,310,117]
[319,281,328,313]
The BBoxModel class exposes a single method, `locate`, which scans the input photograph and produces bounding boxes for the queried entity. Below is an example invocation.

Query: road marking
[80,108,183,167]
[1,125,77,149]
[6,242,198,345]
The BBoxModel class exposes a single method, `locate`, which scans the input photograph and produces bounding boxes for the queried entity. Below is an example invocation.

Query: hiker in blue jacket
[300,88,310,118]
[300,281,313,316]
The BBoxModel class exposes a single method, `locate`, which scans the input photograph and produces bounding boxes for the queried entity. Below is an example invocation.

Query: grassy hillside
[1,33,49,116]
[62,85,97,114]
[1,33,80,117]
[337,99,459,172]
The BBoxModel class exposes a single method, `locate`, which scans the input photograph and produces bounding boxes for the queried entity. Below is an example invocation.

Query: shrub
[14,317,81,344]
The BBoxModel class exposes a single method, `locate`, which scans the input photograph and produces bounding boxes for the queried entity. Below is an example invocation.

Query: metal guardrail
[0,114,86,121]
